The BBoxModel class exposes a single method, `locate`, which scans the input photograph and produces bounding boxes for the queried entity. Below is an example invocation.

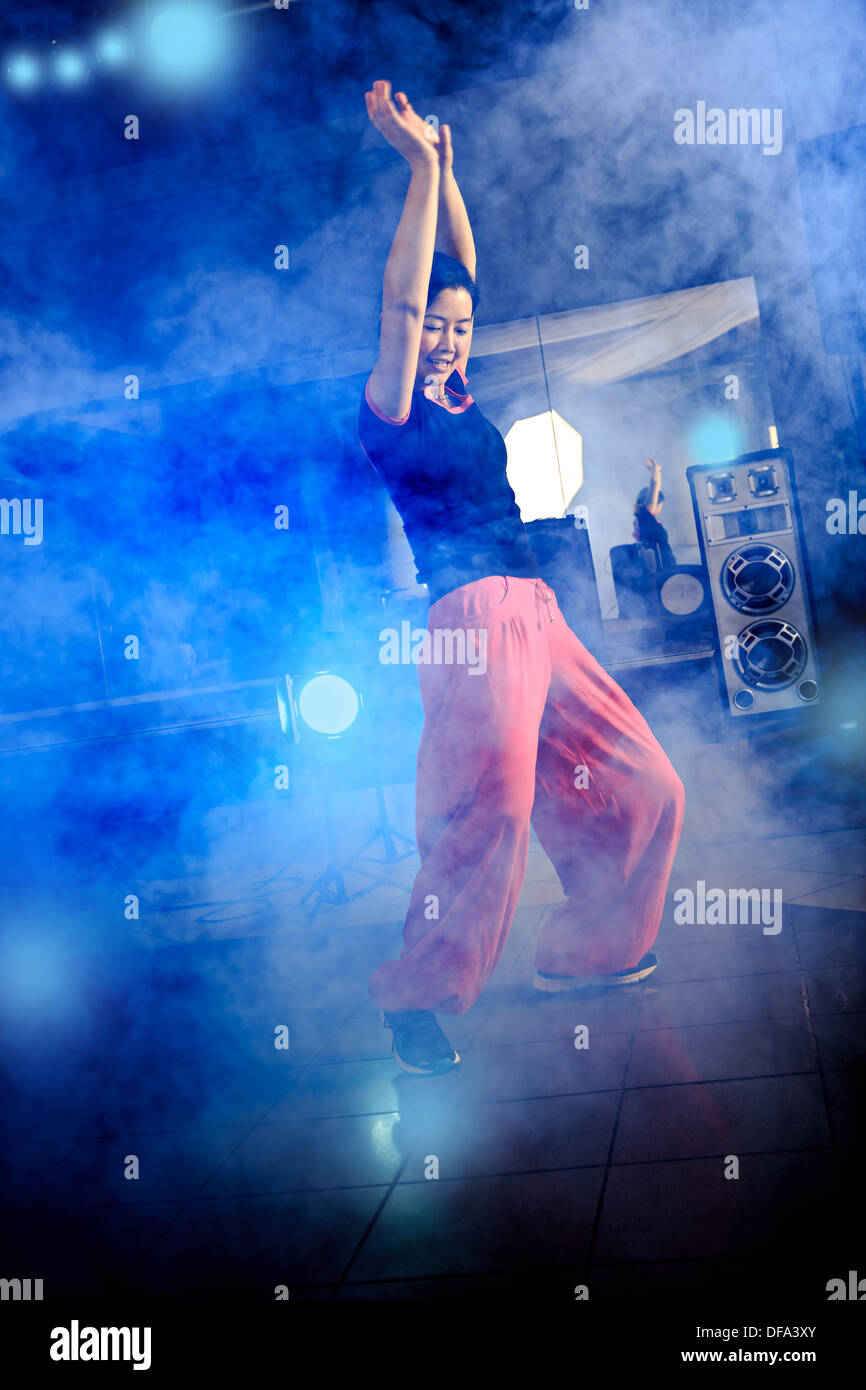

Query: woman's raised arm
[644,457,663,515]
[365,81,441,421]
[434,124,477,281]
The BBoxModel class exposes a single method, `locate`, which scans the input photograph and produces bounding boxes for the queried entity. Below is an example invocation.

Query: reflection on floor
[2,791,864,1303]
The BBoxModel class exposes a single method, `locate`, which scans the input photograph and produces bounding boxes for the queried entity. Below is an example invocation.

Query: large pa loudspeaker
[525,515,603,651]
[687,448,822,720]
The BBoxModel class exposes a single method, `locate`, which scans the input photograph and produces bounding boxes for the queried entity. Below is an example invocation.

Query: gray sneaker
[533,951,659,993]
[380,1009,461,1076]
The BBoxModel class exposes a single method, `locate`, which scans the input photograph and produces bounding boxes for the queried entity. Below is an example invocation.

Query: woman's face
[415,286,474,388]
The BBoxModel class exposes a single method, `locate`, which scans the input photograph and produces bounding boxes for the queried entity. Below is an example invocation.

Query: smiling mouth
[428,359,453,371]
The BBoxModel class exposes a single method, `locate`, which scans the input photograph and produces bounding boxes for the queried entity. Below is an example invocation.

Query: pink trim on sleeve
[364,377,411,426]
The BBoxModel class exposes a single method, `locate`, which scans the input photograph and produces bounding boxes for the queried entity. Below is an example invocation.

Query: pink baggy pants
[368,575,685,1016]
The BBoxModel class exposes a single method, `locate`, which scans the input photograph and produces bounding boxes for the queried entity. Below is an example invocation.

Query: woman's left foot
[380,1008,461,1075]
[532,951,659,992]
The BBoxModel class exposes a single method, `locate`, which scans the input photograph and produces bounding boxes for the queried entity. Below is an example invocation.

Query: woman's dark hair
[635,486,664,512]
[376,251,479,329]
[426,251,479,315]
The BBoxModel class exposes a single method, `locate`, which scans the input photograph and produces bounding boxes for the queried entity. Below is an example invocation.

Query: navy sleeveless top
[358,364,539,604]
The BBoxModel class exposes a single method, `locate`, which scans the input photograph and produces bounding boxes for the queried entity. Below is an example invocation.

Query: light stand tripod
[299,781,417,925]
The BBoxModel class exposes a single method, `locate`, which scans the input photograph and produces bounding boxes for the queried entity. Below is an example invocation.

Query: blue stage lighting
[689,413,745,465]
[55,49,88,85]
[6,54,40,90]
[96,32,131,67]
[146,3,225,85]
[298,673,360,736]
[0,940,65,1012]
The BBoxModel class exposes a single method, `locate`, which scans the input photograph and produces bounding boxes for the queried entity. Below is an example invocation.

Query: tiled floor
[2,807,865,1303]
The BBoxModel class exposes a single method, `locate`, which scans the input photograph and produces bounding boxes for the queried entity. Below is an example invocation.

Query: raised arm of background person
[434,123,477,281]
[644,457,662,515]
[365,81,441,421]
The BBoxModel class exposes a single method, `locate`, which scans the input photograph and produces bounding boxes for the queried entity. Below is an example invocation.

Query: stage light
[275,662,417,923]
[504,410,583,522]
[55,49,88,85]
[689,412,745,465]
[0,940,65,1012]
[96,31,131,67]
[297,673,360,736]
[145,2,226,86]
[6,54,40,90]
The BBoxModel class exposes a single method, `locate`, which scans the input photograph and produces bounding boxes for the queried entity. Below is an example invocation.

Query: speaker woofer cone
[734,619,807,689]
[721,543,795,614]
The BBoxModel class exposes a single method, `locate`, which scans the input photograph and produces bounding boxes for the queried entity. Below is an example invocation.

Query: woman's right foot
[380,1009,461,1076]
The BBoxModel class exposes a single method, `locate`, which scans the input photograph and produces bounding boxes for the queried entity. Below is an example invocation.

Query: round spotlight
[96,32,131,67]
[0,940,66,1012]
[689,413,744,466]
[7,54,40,90]
[147,3,225,85]
[55,49,88,85]
[297,674,360,736]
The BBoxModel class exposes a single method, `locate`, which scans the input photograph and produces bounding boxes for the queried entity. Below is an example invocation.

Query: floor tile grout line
[790,909,848,1190]
[331,1239,856,1295]
[6,973,850,1126]
[8,1050,854,1173]
[1,1106,296,1153]
[451,1008,821,1047]
[79,1002,360,1297]
[675,825,866,852]
[322,1242,851,1295]
[6,982,854,1132]
[486,964,855,991]
[76,1237,842,1301]
[7,899,861,1264]
[328,1153,415,1299]
[9,1010,857,1153]
[314,1025,781,1063]
[8,1123,854,1218]
[581,978,651,1281]
[19,1142,843,1216]
[109,1119,265,1296]
[2,1136,95,1216]
[254,1014,359,1124]
[255,1064,837,1124]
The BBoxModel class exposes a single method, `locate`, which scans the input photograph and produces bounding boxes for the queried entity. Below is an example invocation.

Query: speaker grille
[735,620,808,689]
[721,543,795,614]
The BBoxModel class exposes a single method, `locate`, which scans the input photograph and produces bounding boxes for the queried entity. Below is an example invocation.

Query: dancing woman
[359,80,685,1076]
